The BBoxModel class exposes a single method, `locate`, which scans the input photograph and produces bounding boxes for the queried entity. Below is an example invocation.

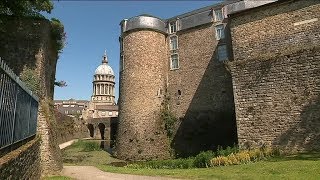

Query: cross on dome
[102,50,108,64]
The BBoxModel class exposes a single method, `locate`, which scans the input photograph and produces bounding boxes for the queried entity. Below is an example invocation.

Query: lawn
[62,140,320,179]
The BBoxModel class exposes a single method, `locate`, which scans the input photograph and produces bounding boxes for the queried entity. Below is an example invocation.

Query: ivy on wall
[50,18,66,54]
[20,67,41,97]
[161,93,177,140]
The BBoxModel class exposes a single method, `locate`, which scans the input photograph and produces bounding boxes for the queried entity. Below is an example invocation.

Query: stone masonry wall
[116,30,170,160]
[0,16,62,175]
[55,110,88,145]
[0,137,41,180]
[229,0,320,151]
[168,23,237,157]
[230,0,320,61]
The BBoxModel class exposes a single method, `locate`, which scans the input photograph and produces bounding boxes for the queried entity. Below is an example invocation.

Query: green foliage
[193,151,215,168]
[50,18,66,53]
[0,0,53,17]
[160,95,177,139]
[20,67,40,96]
[126,158,195,169]
[211,147,276,166]
[54,80,67,87]
[216,145,239,157]
[161,108,176,139]
[99,152,320,179]
[71,140,102,152]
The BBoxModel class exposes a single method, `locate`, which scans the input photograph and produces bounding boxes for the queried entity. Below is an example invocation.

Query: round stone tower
[116,15,170,160]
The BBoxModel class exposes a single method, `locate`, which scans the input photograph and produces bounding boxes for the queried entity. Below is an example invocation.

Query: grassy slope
[62,141,320,179]
[97,153,320,180]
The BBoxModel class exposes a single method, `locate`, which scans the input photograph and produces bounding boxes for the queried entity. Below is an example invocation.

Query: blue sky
[47,1,221,101]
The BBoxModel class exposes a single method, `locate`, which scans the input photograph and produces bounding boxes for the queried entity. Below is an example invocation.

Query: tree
[0,0,53,17]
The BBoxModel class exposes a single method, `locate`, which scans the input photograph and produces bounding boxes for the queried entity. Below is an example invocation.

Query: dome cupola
[95,50,114,76]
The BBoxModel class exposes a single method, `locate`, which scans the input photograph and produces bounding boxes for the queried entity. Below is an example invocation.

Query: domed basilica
[82,51,118,140]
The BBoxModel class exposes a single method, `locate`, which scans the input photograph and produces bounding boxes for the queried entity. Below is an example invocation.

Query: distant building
[54,99,89,117]
[82,51,118,143]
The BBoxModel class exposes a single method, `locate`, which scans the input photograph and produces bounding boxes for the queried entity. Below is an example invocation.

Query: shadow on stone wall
[275,94,320,152]
[171,50,238,157]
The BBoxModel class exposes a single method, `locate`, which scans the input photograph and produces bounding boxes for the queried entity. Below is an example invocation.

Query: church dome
[95,64,114,76]
[95,51,114,76]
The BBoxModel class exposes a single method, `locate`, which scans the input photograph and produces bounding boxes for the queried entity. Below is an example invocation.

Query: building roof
[228,0,280,17]
[95,105,119,111]
[166,0,241,22]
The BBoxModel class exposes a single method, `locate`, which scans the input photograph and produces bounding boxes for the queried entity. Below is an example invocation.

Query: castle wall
[0,137,41,180]
[0,16,62,174]
[116,30,170,160]
[54,110,88,145]
[168,23,237,156]
[229,0,320,151]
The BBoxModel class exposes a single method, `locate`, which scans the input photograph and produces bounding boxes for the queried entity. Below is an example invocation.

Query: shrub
[216,145,239,157]
[234,150,250,164]
[126,158,194,169]
[211,147,276,167]
[211,156,229,166]
[193,151,215,168]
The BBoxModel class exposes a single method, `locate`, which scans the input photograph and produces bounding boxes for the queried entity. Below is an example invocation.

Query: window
[170,54,179,69]
[169,21,177,34]
[217,45,228,61]
[214,9,224,22]
[101,111,106,116]
[120,54,124,71]
[71,105,75,107]
[65,110,68,114]
[215,24,225,40]
[116,112,119,116]
[170,36,178,50]
[62,104,69,107]
[109,111,113,116]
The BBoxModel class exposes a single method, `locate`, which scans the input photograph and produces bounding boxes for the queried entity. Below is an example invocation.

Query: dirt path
[62,166,179,180]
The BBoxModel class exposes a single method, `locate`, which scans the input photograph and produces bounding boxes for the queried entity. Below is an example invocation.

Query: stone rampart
[229,0,320,151]
[0,15,62,174]
[0,137,41,180]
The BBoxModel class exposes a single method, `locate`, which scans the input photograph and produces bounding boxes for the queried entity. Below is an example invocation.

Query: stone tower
[116,15,170,160]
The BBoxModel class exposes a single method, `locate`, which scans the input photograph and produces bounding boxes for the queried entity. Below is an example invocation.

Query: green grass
[96,153,320,180]
[62,140,124,166]
[62,142,320,179]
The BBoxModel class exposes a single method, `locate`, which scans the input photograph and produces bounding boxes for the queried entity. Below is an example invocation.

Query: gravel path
[62,166,179,180]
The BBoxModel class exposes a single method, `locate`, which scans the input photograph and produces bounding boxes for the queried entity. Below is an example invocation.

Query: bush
[211,147,276,167]
[216,145,239,157]
[193,151,215,168]
[126,158,194,169]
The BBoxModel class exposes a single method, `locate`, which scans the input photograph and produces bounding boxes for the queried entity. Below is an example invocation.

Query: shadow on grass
[267,152,320,162]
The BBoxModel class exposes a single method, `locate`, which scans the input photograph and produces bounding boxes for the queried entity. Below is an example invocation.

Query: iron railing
[0,57,39,150]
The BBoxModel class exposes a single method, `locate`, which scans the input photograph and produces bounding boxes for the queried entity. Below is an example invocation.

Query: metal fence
[0,57,39,150]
